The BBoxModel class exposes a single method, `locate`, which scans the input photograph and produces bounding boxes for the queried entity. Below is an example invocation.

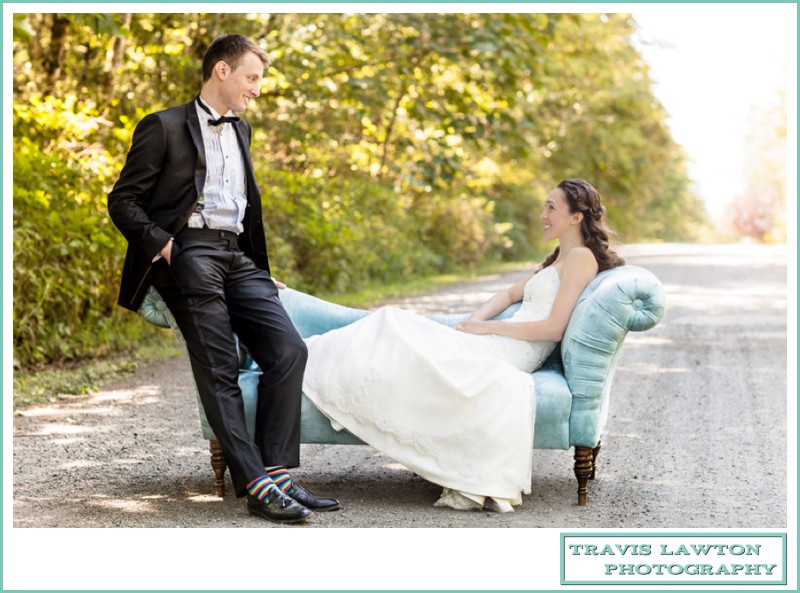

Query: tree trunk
[104,13,132,103]
[44,14,70,93]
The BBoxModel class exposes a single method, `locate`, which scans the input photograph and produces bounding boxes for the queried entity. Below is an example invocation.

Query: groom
[107,34,338,523]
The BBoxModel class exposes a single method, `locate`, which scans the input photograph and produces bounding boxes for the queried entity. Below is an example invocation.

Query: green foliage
[12,12,705,369]
[259,169,433,292]
[13,97,159,366]
[258,169,505,293]
[412,193,498,268]
[13,14,35,40]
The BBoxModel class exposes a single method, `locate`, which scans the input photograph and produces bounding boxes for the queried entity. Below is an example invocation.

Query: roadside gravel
[12,243,788,530]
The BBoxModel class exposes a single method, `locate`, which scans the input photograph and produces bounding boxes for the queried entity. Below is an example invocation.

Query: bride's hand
[455,320,492,335]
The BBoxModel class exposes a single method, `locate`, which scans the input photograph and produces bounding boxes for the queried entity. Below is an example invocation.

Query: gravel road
[9,242,789,586]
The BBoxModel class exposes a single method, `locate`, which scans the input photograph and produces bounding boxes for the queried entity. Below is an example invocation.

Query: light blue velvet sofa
[140,264,665,506]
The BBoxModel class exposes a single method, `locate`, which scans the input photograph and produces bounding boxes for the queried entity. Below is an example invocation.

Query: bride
[301,179,625,511]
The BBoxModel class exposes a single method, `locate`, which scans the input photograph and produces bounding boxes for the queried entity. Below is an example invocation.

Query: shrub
[258,169,442,293]
[13,98,158,368]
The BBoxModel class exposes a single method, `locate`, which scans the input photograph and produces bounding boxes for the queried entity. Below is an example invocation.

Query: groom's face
[218,51,264,113]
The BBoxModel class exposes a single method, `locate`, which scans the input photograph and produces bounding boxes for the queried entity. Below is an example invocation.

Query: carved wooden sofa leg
[209,439,228,498]
[574,446,595,506]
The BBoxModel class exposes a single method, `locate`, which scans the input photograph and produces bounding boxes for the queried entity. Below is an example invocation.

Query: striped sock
[267,467,295,494]
[246,475,278,501]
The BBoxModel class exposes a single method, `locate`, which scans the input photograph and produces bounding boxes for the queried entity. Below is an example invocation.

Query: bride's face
[541,188,577,241]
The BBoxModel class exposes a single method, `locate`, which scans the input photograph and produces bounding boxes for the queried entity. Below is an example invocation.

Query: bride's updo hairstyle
[541,178,625,272]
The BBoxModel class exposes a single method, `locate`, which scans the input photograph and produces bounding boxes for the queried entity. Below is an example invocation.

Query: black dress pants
[151,228,307,497]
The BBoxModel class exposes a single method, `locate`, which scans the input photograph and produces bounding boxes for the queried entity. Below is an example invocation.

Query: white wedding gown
[302,265,561,511]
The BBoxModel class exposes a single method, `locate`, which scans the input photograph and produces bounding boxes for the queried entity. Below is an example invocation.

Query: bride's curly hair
[541,179,625,272]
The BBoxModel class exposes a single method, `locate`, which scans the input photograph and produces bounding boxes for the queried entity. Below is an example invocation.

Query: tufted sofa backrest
[561,265,666,446]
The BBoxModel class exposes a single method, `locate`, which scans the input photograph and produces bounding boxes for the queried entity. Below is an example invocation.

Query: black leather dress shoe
[287,483,340,512]
[246,489,313,524]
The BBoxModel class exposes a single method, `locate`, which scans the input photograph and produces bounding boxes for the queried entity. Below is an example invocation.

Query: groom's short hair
[202,34,270,82]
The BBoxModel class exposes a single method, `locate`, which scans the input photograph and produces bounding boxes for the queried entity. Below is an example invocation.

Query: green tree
[12,12,703,368]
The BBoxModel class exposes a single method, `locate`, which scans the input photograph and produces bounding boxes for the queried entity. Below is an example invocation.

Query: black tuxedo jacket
[108,100,271,311]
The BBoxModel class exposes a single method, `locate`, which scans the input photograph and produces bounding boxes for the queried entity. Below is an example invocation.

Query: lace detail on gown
[302,266,561,509]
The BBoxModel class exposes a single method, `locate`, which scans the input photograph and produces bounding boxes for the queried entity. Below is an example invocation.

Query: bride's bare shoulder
[563,247,598,275]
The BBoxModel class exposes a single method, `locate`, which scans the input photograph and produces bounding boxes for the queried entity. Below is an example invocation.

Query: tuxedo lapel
[233,120,261,203]
[185,102,207,200]
[232,121,253,171]
[161,101,208,236]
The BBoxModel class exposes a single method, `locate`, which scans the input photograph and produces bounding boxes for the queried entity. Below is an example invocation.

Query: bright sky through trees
[631,4,795,222]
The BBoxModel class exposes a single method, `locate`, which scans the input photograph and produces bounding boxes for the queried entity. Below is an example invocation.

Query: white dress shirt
[188,100,247,233]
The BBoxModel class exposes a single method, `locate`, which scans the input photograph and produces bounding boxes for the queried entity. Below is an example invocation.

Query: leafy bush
[411,193,497,269]
[259,169,440,293]
[13,97,159,367]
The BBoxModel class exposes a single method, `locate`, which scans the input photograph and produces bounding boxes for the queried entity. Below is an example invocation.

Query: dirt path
[11,243,788,531]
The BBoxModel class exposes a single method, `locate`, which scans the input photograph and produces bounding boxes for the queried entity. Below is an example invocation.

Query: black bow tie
[196,97,240,127]
[208,115,240,126]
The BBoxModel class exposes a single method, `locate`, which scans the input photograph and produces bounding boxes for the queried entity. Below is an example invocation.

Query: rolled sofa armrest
[139,285,179,332]
[562,265,666,446]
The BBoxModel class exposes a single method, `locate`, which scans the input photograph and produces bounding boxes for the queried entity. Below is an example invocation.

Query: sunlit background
[632,4,794,240]
[6,4,796,591]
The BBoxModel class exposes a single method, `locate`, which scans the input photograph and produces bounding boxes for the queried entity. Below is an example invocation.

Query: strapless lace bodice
[510,265,561,323]
[475,264,560,372]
